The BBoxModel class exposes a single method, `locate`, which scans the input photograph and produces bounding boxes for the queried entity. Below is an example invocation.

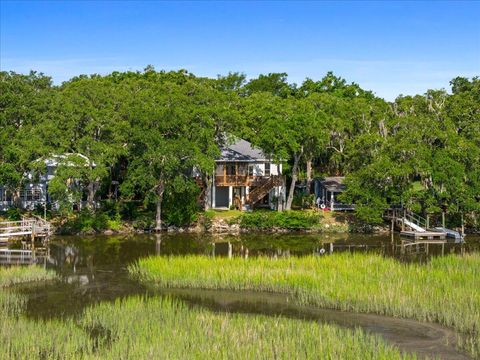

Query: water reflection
[6,233,478,359]
[9,232,477,317]
[4,231,478,269]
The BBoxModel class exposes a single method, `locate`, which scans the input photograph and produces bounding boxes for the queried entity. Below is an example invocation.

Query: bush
[132,214,155,231]
[119,201,140,220]
[162,181,200,226]
[5,207,22,221]
[59,209,121,234]
[292,193,315,209]
[238,210,322,230]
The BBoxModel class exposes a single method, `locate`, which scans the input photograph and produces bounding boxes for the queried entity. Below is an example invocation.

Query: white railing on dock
[0,217,51,238]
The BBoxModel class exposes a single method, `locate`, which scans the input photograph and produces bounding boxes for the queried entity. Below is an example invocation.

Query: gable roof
[218,138,268,162]
[319,176,346,192]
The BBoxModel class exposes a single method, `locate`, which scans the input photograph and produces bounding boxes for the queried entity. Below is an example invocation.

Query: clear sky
[1,1,479,100]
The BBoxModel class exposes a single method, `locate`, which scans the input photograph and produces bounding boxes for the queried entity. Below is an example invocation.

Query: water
[7,233,480,359]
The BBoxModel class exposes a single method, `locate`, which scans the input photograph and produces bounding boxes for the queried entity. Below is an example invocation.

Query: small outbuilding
[314,176,354,211]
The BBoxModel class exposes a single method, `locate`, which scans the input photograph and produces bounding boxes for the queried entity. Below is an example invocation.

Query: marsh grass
[0,265,92,359]
[80,296,413,360]
[0,265,56,288]
[0,264,413,359]
[130,253,480,358]
[0,265,57,317]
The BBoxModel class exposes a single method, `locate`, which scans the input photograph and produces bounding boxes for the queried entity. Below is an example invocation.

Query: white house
[0,153,92,211]
[204,138,286,210]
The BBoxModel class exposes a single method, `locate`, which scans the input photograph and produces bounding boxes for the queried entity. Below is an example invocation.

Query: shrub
[162,180,200,226]
[5,207,22,221]
[238,210,322,230]
[59,209,121,234]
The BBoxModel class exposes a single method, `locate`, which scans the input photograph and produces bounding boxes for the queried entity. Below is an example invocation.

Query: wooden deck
[0,217,51,242]
[400,230,447,240]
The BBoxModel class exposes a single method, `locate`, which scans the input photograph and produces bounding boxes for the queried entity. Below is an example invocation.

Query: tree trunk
[286,152,302,210]
[306,158,312,195]
[203,175,212,211]
[87,181,96,209]
[13,188,21,208]
[155,180,165,232]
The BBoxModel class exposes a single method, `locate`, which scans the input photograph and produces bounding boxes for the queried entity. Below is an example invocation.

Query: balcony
[214,175,266,187]
[215,175,284,187]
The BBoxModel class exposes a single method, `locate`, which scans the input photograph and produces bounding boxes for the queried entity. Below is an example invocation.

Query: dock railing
[0,217,51,239]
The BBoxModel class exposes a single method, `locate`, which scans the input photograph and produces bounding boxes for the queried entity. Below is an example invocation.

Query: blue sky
[1,1,479,100]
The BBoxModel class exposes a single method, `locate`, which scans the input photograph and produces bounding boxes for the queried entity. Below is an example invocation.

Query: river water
[8,233,480,359]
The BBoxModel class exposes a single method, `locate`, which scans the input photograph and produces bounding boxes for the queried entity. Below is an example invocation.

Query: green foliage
[59,209,122,234]
[4,207,21,221]
[292,192,315,208]
[1,68,478,229]
[162,179,200,226]
[237,210,322,230]
[131,213,155,231]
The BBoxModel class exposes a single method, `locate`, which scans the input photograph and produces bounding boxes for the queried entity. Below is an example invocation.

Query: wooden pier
[400,230,447,240]
[0,217,52,245]
[384,208,459,241]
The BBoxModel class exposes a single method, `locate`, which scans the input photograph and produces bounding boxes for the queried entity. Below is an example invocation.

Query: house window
[215,163,224,176]
[226,163,236,176]
[264,163,271,176]
[248,165,254,177]
[21,187,42,202]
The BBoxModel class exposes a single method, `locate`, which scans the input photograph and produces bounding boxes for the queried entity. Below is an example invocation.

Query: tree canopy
[1,69,478,229]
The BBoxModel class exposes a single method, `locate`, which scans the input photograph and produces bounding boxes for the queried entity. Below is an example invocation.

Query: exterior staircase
[246,175,284,207]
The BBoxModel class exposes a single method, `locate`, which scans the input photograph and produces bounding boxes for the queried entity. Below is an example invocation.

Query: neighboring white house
[0,153,92,211]
[204,138,286,210]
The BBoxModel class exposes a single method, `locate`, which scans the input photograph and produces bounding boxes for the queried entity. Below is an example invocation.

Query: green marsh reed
[0,264,412,359]
[130,253,480,358]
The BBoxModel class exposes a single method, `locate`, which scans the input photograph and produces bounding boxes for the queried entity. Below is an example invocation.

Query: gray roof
[320,176,346,192]
[218,138,268,162]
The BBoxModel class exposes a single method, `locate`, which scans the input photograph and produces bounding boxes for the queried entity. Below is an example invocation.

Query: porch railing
[215,175,273,187]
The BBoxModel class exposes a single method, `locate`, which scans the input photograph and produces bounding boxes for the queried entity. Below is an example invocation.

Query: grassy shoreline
[0,265,57,288]
[130,253,480,358]
[0,267,412,359]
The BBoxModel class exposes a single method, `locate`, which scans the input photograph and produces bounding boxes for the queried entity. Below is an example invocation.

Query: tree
[120,71,218,230]
[0,71,53,205]
[243,93,327,210]
[244,73,295,97]
[44,75,129,209]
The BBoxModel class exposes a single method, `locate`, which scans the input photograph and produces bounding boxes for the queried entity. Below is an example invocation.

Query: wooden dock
[0,217,51,245]
[400,230,447,240]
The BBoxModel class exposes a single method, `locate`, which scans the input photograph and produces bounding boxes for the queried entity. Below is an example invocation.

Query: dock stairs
[386,208,464,241]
